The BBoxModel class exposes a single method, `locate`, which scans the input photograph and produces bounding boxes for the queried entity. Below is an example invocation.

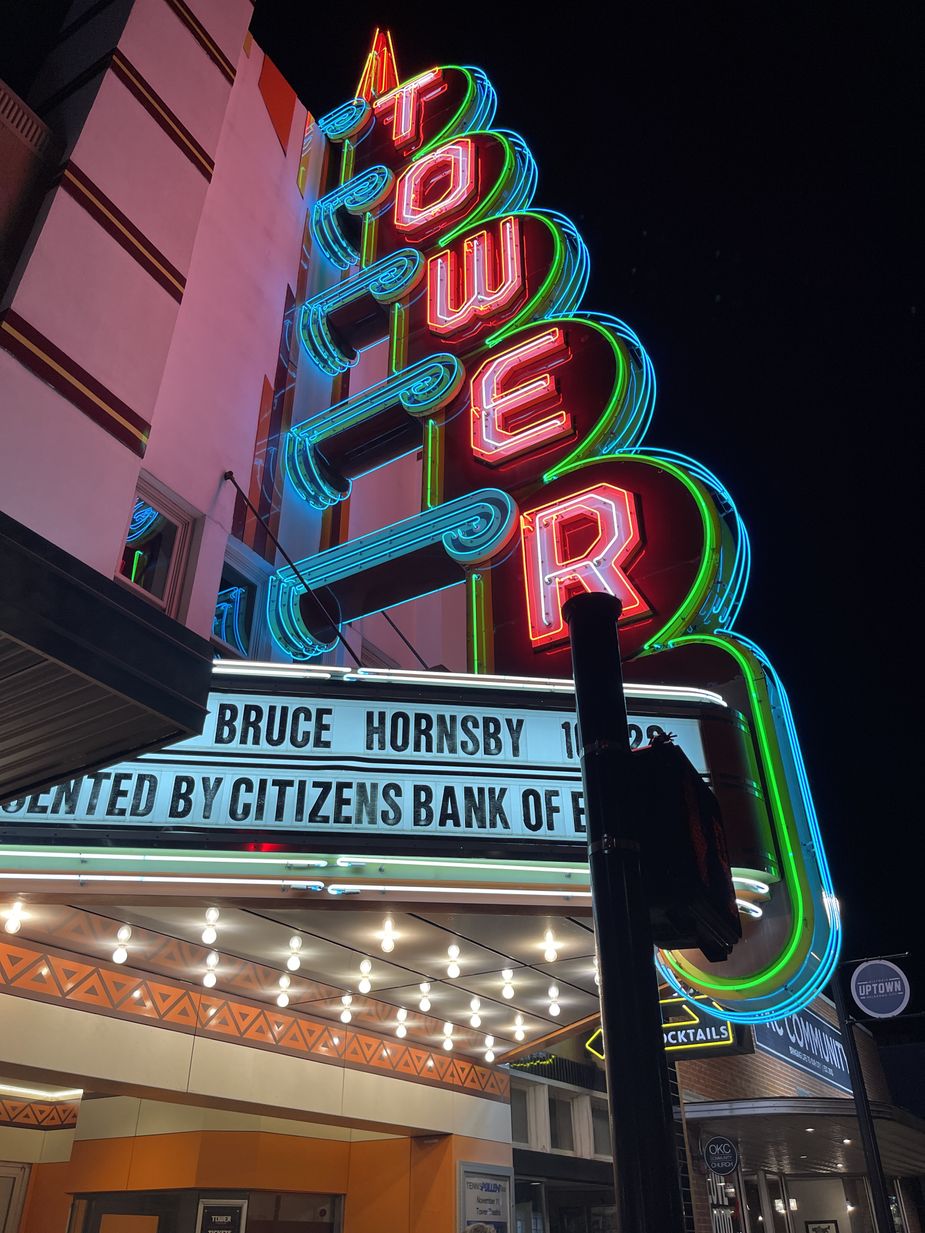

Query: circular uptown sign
[702,1135,738,1176]
[851,960,911,1019]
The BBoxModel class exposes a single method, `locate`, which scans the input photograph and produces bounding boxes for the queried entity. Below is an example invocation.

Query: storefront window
[591,1099,611,1157]
[548,1091,575,1152]
[764,1175,789,1233]
[742,1176,762,1232]
[788,1176,875,1233]
[511,1084,530,1144]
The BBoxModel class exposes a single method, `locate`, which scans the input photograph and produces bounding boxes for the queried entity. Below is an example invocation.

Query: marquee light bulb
[4,917,22,935]
[277,992,289,1008]
[548,985,559,1000]
[485,1036,494,1048]
[278,974,291,990]
[359,958,372,975]
[447,962,460,979]
[396,1023,407,1038]
[117,925,132,943]
[397,1007,408,1022]
[501,969,513,981]
[515,1014,524,1027]
[201,926,217,945]
[340,1009,352,1023]
[203,971,217,988]
[443,1022,453,1036]
[470,1014,481,1028]
[341,994,352,1007]
[287,954,301,971]
[470,997,481,1012]
[112,946,128,964]
[549,1003,561,1017]
[447,944,460,960]
[289,935,303,952]
[545,948,558,963]
[205,951,219,970]
[358,978,372,994]
[502,984,514,999]
[205,907,220,925]
[381,936,395,953]
[514,1028,525,1041]
[485,1050,495,1063]
[419,996,432,1012]
[442,1038,453,1050]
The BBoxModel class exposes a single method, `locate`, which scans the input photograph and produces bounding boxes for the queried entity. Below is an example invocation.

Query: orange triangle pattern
[0,1098,79,1130]
[0,940,507,1103]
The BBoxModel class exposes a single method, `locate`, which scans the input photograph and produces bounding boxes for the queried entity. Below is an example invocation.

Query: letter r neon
[471,327,572,464]
[521,483,651,648]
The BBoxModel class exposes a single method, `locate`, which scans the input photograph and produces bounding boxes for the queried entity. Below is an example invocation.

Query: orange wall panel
[344,1138,412,1233]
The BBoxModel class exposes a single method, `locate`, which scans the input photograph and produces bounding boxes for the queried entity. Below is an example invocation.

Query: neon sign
[268,38,840,1023]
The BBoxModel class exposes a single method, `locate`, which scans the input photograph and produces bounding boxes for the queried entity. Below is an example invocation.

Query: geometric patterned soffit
[0,1098,79,1130]
[0,937,509,1104]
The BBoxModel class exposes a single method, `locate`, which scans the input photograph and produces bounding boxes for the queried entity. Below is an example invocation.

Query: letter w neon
[427,216,525,340]
[521,483,651,648]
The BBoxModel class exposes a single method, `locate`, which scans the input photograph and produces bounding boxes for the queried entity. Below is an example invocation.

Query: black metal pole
[831,964,895,1232]
[564,591,685,1233]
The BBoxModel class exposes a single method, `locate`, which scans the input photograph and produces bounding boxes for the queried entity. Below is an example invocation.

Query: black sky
[249,0,923,1005]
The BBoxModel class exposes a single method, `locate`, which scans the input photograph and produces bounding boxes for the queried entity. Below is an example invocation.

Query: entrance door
[0,1166,29,1233]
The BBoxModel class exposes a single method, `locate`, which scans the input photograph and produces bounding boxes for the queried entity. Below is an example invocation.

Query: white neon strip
[212,661,727,708]
[334,855,588,877]
[0,851,327,869]
[327,883,592,900]
[736,899,764,919]
[0,874,324,889]
[732,877,770,896]
[0,1082,83,1101]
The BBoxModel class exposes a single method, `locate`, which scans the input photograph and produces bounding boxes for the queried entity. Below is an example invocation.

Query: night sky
[249,0,923,1017]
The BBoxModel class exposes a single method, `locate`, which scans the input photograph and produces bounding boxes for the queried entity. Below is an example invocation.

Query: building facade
[1,5,922,1233]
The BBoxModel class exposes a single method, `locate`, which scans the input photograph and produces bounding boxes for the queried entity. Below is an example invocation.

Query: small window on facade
[591,1099,611,1156]
[510,1085,529,1144]
[118,497,179,601]
[212,564,258,656]
[548,1091,574,1152]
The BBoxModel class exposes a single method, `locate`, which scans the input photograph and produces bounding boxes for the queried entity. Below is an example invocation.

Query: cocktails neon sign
[268,48,840,1023]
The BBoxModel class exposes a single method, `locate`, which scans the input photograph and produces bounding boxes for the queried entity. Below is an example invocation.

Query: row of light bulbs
[16,905,583,1054]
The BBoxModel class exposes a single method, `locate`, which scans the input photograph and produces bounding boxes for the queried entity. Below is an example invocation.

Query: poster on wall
[196,1199,247,1233]
[459,1163,513,1232]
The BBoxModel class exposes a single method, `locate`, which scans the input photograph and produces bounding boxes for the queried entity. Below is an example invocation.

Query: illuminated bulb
[205,906,220,925]
[205,951,220,969]
[501,968,513,981]
[470,997,481,1012]
[470,1014,481,1028]
[117,925,132,943]
[514,1014,524,1026]
[359,978,372,994]
[485,1036,494,1047]
[276,992,289,1007]
[545,947,558,963]
[447,944,460,960]
[287,954,301,971]
[514,1028,525,1041]
[419,982,431,994]
[203,971,217,988]
[112,946,128,964]
[447,962,460,979]
[547,984,559,1000]
[396,1023,407,1038]
[549,1003,561,1017]
[342,994,352,1007]
[443,1022,453,1035]
[442,1038,453,1050]
[340,1009,352,1023]
[289,935,302,952]
[397,1007,408,1022]
[485,1050,495,1063]
[544,929,555,944]
[359,958,372,975]
[381,936,395,953]
[278,973,291,990]
[4,917,22,935]
[419,996,431,1012]
[201,926,217,945]
[502,984,514,999]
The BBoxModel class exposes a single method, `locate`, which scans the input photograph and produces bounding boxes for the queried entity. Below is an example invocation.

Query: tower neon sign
[269,40,840,1024]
